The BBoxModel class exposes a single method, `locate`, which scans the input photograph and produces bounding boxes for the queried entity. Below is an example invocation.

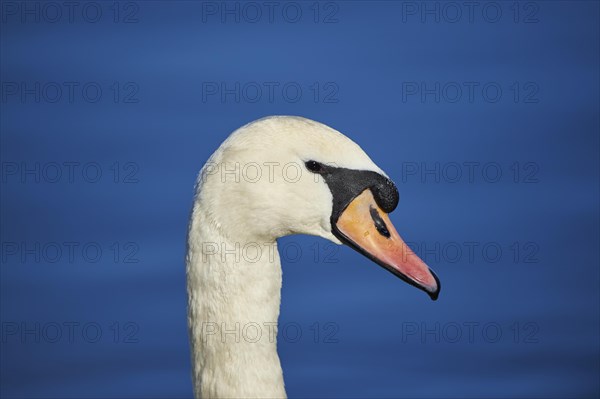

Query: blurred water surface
[1,1,598,398]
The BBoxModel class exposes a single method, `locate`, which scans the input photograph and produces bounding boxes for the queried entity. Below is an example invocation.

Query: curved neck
[186,206,286,398]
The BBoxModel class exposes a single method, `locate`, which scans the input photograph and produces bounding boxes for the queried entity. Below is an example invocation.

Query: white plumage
[186,116,428,398]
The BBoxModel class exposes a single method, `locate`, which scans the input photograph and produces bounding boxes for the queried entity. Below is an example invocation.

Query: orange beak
[333,189,440,300]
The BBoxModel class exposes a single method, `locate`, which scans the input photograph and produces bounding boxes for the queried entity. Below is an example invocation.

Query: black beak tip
[428,290,439,301]
[427,270,441,301]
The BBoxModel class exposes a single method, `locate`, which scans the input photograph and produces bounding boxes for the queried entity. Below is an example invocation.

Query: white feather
[186,116,384,398]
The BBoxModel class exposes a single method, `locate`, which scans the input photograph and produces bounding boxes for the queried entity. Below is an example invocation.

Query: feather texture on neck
[187,203,286,398]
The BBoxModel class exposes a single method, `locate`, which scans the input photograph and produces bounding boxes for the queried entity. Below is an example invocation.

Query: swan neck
[186,210,286,398]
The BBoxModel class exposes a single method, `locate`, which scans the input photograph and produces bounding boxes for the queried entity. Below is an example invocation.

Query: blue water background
[1,1,598,397]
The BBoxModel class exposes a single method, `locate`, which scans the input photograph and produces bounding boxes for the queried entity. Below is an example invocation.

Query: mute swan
[186,116,440,398]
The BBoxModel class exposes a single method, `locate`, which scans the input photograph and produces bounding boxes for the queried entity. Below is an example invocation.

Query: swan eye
[305,160,324,173]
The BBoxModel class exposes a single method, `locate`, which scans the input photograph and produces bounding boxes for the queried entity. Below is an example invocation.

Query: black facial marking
[369,206,391,238]
[306,163,399,225]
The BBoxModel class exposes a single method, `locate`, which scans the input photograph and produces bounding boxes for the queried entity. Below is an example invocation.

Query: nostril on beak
[369,206,391,238]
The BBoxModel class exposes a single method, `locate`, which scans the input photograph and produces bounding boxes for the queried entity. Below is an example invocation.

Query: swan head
[196,116,440,300]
